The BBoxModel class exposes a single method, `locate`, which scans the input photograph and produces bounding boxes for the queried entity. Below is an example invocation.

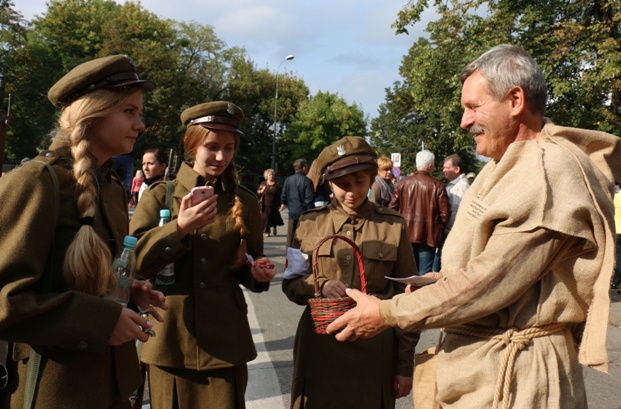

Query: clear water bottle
[155,209,175,286]
[108,235,137,307]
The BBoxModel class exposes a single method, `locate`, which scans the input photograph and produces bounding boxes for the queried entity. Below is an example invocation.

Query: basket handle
[312,234,367,297]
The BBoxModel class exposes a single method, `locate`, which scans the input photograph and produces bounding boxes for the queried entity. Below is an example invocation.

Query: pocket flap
[361,241,398,261]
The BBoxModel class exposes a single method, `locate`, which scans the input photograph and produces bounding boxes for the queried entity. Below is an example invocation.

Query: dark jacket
[389,170,451,248]
[0,139,139,408]
[281,171,315,220]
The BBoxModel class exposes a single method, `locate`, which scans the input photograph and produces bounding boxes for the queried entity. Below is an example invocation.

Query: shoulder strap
[23,160,60,409]
[165,180,174,211]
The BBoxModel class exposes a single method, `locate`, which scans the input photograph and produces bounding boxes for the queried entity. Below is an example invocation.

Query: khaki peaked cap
[48,55,156,107]
[180,101,244,135]
[316,136,378,180]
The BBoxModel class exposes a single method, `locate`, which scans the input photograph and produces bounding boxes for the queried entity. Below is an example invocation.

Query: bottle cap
[123,235,138,249]
[160,209,171,219]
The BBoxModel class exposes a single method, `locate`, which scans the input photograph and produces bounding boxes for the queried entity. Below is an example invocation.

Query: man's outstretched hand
[326,288,388,341]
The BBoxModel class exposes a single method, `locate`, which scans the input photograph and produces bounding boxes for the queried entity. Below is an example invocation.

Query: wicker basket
[307,234,367,334]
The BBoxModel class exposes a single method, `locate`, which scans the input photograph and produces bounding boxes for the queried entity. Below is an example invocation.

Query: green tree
[2,0,236,169]
[391,0,621,139]
[0,0,25,60]
[371,34,478,176]
[280,91,367,174]
[226,56,309,176]
[1,0,323,181]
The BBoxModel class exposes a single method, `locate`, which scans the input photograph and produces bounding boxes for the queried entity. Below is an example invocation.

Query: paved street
[141,210,621,408]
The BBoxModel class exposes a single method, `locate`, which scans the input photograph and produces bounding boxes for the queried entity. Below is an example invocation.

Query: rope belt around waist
[443,323,566,409]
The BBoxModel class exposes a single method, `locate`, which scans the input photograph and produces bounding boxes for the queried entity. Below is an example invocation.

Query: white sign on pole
[391,153,401,167]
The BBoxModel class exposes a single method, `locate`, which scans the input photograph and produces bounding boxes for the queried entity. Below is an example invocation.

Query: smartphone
[191,186,214,206]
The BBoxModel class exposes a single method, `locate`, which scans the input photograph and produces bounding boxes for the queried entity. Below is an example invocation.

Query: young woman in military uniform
[282,136,419,409]
[0,55,166,408]
[129,101,276,409]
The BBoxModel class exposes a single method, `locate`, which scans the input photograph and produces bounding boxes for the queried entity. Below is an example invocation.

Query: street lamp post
[271,54,294,171]
[0,74,6,178]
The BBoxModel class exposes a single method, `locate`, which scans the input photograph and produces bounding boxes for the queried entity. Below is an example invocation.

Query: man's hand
[326,288,388,341]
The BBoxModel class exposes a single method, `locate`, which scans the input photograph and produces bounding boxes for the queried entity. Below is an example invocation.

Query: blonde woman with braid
[130,101,276,409]
[0,55,166,408]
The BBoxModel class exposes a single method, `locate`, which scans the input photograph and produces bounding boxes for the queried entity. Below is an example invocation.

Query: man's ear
[508,86,526,116]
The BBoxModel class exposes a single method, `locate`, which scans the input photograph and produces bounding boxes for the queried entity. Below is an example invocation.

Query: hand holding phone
[191,186,214,206]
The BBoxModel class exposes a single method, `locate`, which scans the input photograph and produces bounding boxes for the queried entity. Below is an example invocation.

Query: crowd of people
[0,43,619,409]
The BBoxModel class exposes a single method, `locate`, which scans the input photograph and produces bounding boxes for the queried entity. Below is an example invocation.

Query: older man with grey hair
[329,44,620,409]
[389,150,451,274]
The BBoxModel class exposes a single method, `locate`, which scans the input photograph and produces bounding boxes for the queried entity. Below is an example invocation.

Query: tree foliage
[0,0,353,179]
[381,0,621,175]
[280,91,367,174]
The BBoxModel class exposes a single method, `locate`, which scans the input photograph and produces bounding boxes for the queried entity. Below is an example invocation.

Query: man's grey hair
[416,150,435,169]
[460,44,548,115]
[293,158,307,172]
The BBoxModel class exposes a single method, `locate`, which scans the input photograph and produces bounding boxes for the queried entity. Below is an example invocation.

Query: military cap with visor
[317,136,378,180]
[48,54,156,108]
[180,101,245,135]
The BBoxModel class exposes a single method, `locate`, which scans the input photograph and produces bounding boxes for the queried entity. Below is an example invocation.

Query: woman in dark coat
[257,168,284,236]
[130,101,277,409]
[0,55,165,409]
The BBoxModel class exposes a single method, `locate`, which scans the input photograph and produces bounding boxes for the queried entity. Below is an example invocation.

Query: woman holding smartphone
[0,55,166,408]
[130,101,276,409]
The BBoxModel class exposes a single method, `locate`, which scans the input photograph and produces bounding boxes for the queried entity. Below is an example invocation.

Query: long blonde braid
[57,88,137,296]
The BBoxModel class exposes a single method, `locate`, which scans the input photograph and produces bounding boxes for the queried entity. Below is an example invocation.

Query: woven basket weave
[307,234,367,334]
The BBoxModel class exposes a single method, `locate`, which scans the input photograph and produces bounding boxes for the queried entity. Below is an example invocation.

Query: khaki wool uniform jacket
[129,162,268,372]
[282,200,419,409]
[380,121,621,408]
[0,140,139,409]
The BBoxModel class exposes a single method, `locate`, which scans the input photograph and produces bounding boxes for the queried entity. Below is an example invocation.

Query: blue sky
[15,0,437,120]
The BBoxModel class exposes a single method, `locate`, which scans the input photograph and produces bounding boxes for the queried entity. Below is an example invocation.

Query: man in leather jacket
[389,150,450,274]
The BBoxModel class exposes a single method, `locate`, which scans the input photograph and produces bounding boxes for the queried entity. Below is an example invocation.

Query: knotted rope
[444,323,566,409]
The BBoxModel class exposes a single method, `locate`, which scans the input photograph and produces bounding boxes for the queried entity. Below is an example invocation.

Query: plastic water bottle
[155,209,175,286]
[108,235,137,307]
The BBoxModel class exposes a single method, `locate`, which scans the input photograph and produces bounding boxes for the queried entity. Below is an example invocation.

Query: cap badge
[227,103,235,115]
[337,145,346,156]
